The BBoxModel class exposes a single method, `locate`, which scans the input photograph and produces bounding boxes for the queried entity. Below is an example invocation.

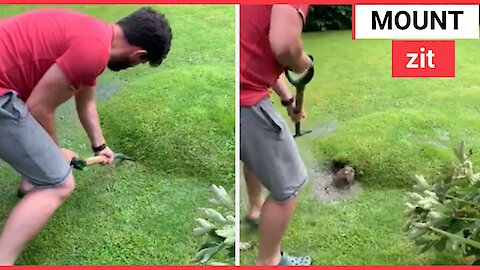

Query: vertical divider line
[234,3,241,267]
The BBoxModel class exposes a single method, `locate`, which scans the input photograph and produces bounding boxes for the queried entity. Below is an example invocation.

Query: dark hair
[117,7,172,67]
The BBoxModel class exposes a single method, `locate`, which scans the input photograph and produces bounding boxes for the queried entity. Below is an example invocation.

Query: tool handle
[284,55,314,87]
[294,88,305,136]
[295,122,301,136]
[295,88,305,114]
[85,155,108,166]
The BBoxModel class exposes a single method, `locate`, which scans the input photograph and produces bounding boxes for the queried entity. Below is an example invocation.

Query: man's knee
[269,192,298,205]
[54,174,75,199]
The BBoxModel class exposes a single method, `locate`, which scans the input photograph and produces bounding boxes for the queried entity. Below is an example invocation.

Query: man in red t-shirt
[240,4,313,266]
[0,7,171,265]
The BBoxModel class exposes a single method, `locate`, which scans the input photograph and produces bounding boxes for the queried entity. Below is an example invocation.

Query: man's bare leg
[0,175,75,265]
[244,166,264,220]
[256,195,297,266]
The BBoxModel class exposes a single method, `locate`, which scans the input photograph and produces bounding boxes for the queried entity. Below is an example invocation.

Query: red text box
[392,40,455,78]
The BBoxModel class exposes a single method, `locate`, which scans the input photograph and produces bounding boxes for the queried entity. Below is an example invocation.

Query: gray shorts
[0,90,71,188]
[240,97,308,201]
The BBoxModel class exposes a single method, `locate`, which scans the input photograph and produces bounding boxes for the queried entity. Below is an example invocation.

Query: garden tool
[17,153,134,198]
[284,54,315,138]
[70,152,134,170]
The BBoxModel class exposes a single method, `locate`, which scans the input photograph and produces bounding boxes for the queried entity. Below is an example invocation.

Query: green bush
[403,141,480,265]
[98,65,235,185]
[304,5,352,32]
[192,184,235,265]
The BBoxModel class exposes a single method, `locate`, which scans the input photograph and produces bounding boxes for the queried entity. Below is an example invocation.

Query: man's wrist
[281,97,295,107]
[92,143,106,153]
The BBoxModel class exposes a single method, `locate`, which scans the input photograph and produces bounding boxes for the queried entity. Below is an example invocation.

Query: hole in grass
[323,157,360,178]
[309,157,363,204]
[331,158,352,173]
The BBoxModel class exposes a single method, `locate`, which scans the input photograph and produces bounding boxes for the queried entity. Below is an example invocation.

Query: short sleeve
[289,5,310,25]
[55,37,109,90]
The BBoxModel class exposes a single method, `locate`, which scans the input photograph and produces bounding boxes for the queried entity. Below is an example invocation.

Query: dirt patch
[294,121,362,203]
[95,80,124,101]
[305,120,338,138]
[310,163,363,204]
[297,120,339,168]
[313,121,338,136]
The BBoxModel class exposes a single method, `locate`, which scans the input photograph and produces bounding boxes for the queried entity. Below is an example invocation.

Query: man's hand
[61,148,78,162]
[286,105,306,123]
[95,145,114,165]
[297,53,313,73]
[288,52,313,74]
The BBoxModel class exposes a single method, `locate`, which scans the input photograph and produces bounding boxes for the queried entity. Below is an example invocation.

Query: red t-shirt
[0,8,113,101]
[240,4,309,107]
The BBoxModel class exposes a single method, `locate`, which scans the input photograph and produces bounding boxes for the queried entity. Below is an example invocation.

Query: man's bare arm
[269,4,311,73]
[26,64,75,144]
[272,75,305,123]
[75,85,105,148]
[272,75,293,101]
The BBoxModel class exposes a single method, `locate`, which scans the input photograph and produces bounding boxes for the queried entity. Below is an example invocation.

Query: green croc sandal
[277,251,312,266]
[244,216,261,228]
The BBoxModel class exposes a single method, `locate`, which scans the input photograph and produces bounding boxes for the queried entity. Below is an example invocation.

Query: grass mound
[99,65,234,185]
[313,108,480,189]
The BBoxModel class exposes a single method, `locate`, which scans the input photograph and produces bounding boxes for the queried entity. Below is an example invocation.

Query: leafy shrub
[403,141,480,265]
[192,184,235,265]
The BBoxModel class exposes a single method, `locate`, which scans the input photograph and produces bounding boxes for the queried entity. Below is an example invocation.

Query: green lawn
[0,5,235,265]
[240,30,480,265]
